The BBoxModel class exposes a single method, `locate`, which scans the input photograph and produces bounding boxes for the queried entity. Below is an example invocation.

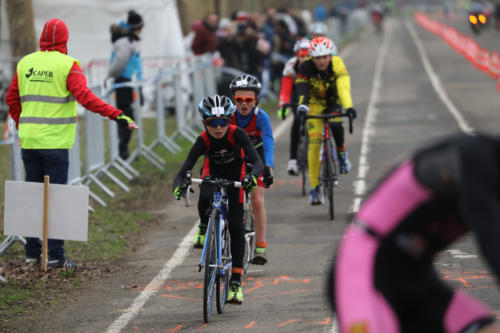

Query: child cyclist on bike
[173,95,264,304]
[229,74,274,265]
[277,38,310,175]
[296,36,357,205]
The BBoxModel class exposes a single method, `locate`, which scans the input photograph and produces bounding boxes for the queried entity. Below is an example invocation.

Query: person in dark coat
[191,13,219,55]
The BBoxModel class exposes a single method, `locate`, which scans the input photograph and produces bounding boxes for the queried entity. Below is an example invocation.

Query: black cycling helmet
[198,94,235,119]
[229,74,262,95]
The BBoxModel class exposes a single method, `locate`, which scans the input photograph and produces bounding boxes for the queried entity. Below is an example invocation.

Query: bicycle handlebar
[304,112,354,134]
[190,178,242,188]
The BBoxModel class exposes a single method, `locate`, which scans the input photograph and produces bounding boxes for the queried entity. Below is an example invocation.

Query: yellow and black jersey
[295,55,353,110]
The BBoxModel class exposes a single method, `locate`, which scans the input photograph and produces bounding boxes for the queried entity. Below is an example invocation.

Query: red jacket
[5,18,122,128]
[191,22,217,55]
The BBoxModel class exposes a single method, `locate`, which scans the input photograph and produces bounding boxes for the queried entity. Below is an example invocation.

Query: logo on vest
[26,67,54,82]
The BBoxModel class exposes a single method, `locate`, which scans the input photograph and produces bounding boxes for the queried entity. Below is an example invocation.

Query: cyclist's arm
[456,141,500,280]
[256,110,274,168]
[173,136,206,188]
[279,58,297,107]
[234,128,264,177]
[332,56,353,109]
[278,76,294,107]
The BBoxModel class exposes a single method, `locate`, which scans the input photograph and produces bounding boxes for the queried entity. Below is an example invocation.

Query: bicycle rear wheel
[217,220,231,313]
[203,211,218,323]
[243,208,255,272]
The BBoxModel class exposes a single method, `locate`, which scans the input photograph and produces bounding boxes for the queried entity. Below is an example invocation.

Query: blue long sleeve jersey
[235,108,274,168]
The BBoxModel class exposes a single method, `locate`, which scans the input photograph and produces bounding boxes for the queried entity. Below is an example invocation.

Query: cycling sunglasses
[206,117,230,128]
[233,96,256,104]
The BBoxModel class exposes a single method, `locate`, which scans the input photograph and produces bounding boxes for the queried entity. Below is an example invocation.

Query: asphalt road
[42,15,500,333]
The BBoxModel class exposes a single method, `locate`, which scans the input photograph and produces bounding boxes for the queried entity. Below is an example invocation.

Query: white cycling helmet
[310,22,328,36]
[293,38,310,54]
[310,36,337,57]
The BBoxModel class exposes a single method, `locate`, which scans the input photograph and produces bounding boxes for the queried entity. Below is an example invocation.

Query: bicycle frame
[192,182,233,274]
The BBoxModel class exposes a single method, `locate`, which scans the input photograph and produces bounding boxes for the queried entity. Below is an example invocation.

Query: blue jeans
[21,149,69,261]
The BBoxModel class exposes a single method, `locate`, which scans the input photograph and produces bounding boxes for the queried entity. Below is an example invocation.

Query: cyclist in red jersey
[173,95,263,304]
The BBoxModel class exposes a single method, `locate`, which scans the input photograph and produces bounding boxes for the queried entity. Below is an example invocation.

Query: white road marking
[106,113,290,333]
[405,21,474,134]
[349,20,393,214]
[106,223,198,333]
[446,249,477,259]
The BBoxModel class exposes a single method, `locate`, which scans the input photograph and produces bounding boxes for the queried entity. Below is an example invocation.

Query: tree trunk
[5,0,36,71]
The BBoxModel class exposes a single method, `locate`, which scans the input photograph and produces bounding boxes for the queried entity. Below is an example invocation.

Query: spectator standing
[108,10,144,160]
[216,18,240,69]
[191,13,219,55]
[5,18,138,269]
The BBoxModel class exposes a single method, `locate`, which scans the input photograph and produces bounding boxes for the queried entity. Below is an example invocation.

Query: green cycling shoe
[193,224,207,249]
[227,280,243,304]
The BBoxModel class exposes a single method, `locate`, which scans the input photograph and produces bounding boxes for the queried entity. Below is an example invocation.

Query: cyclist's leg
[227,187,245,303]
[329,121,350,173]
[227,187,245,276]
[290,109,300,161]
[251,184,268,264]
[334,225,399,332]
[307,115,323,188]
[195,183,216,248]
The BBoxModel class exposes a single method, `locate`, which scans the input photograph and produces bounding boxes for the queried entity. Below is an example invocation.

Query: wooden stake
[42,175,49,271]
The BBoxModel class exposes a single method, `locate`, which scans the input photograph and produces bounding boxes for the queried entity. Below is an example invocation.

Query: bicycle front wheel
[217,219,231,313]
[203,210,218,323]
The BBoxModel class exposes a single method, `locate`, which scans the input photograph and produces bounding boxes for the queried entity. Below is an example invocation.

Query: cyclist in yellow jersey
[295,37,357,205]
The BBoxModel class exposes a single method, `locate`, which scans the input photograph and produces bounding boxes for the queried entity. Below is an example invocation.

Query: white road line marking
[406,21,474,134]
[446,249,477,259]
[106,116,290,333]
[106,223,198,333]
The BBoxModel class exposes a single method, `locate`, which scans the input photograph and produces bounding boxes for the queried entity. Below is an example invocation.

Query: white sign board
[4,181,89,241]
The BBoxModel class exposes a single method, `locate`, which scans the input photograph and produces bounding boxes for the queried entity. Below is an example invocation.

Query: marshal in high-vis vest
[6,18,138,269]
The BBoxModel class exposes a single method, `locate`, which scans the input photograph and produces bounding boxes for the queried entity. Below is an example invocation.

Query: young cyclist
[277,38,310,175]
[296,36,357,205]
[328,133,500,333]
[173,95,263,304]
[229,74,274,265]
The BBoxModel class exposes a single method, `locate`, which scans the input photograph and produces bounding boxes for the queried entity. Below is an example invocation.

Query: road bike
[302,109,353,220]
[185,173,240,323]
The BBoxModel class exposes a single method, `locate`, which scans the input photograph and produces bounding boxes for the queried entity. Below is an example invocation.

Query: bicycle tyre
[217,219,231,313]
[243,210,255,272]
[203,210,218,323]
[325,139,335,220]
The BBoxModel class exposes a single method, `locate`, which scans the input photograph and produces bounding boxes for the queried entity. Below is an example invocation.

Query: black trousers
[115,77,135,157]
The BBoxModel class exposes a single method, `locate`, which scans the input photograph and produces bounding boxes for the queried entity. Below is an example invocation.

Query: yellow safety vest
[17,51,80,149]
